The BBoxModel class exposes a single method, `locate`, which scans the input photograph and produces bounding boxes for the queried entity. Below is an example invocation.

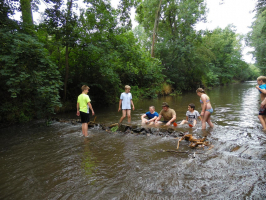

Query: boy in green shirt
[77,85,95,137]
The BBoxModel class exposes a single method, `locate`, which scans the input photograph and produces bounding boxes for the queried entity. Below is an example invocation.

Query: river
[0,81,266,199]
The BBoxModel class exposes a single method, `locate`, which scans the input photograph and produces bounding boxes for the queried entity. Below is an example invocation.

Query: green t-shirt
[77,94,91,113]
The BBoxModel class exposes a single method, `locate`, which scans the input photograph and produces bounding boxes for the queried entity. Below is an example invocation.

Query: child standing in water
[196,88,214,129]
[118,85,135,123]
[256,76,266,130]
[77,85,95,137]
[180,103,202,127]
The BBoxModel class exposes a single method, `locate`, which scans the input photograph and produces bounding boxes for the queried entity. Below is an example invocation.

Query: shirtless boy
[256,76,266,130]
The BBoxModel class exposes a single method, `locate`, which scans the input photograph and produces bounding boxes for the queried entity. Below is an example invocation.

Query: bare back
[260,93,266,101]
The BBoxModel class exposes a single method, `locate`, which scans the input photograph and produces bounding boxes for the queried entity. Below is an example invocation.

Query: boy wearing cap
[118,85,135,123]
[141,106,159,125]
[155,102,176,126]
[76,85,95,137]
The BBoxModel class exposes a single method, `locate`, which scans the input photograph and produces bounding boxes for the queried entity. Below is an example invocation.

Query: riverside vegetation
[0,0,262,124]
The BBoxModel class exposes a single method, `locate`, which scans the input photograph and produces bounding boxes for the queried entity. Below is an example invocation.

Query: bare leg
[155,121,162,126]
[119,110,126,123]
[84,123,88,137]
[202,111,211,129]
[142,118,148,124]
[258,115,266,130]
[206,114,214,128]
[127,109,131,123]
[82,123,85,136]
[180,120,188,125]
[82,123,88,136]
[192,119,197,127]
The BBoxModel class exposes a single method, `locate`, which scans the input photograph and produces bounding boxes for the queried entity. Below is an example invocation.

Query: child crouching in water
[180,103,202,127]
[141,106,159,125]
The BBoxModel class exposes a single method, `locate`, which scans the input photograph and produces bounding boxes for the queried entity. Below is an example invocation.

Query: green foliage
[0,10,62,122]
[111,126,119,132]
[248,8,266,74]
[1,0,258,124]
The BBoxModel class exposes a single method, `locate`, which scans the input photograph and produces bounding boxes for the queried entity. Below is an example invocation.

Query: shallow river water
[0,81,266,199]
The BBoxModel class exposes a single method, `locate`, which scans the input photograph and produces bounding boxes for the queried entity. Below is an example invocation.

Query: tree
[248,8,266,74]
[43,0,78,101]
[0,4,62,122]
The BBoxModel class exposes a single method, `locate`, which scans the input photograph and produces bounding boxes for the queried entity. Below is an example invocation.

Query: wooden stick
[93,116,97,123]
[166,150,189,153]
[166,150,204,154]
[176,138,183,149]
[207,145,214,150]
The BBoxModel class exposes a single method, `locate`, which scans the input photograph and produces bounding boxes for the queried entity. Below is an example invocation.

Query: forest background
[0,0,264,123]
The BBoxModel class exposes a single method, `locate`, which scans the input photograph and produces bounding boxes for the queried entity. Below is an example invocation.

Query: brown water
[0,81,266,199]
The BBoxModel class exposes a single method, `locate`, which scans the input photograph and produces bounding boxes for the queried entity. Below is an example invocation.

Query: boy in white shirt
[180,103,202,127]
[118,85,135,123]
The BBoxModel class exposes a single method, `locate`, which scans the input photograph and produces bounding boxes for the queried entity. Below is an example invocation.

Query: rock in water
[150,127,159,134]
[109,123,119,128]
[118,124,130,132]
[140,131,146,135]
[132,127,143,133]
[159,128,167,133]
[167,127,174,133]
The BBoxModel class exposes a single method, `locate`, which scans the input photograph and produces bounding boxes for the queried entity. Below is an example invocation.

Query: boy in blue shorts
[118,85,135,123]
[141,106,159,125]
[180,103,202,127]
[256,76,266,130]
[77,85,95,137]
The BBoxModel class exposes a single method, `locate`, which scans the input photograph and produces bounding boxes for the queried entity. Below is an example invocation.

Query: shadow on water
[0,81,266,199]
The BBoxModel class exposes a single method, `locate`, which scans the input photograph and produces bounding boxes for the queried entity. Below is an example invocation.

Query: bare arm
[131,100,135,110]
[256,86,266,94]
[141,114,147,120]
[118,99,122,112]
[149,116,158,122]
[88,102,95,115]
[198,116,202,121]
[166,115,176,125]
[186,116,188,121]
[76,103,80,116]
[155,115,162,123]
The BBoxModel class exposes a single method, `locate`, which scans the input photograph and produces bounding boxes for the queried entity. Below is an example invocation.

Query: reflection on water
[0,82,266,199]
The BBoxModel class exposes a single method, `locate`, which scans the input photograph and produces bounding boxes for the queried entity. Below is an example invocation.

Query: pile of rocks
[52,118,185,137]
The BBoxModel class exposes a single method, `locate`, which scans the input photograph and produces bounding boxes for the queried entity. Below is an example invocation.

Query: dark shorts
[259,106,266,115]
[80,111,90,123]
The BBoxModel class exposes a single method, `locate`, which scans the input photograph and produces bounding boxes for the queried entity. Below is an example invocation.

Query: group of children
[76,76,266,137]
[140,88,214,129]
[76,85,215,136]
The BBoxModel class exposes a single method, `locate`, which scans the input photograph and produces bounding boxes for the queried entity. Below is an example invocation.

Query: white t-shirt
[186,110,200,124]
[120,92,132,109]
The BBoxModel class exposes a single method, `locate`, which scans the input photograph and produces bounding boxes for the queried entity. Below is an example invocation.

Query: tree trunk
[151,0,163,58]
[63,0,73,101]
[64,45,69,101]
[20,0,33,32]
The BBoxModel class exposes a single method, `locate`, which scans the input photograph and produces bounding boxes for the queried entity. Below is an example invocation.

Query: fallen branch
[165,150,204,154]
